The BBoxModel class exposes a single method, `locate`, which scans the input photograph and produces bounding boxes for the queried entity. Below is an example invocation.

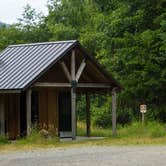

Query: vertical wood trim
[112,88,117,136]
[26,89,32,136]
[71,49,76,140]
[0,95,5,135]
[86,93,90,137]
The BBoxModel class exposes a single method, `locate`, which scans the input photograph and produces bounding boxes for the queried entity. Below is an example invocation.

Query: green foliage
[118,121,166,138]
[77,121,166,138]
[0,135,8,145]
[18,129,59,145]
[117,108,133,125]
[90,95,111,128]
[0,0,165,124]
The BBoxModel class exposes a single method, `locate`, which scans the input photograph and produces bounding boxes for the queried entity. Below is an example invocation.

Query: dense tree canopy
[0,0,165,125]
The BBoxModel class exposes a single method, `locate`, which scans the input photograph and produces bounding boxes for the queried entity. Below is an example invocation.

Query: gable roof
[0,40,121,91]
[0,40,77,90]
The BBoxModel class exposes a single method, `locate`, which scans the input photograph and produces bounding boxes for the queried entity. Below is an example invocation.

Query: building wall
[38,89,59,135]
[2,94,20,139]
[0,90,59,139]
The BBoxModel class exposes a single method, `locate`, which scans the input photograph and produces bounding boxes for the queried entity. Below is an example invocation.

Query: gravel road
[0,146,166,166]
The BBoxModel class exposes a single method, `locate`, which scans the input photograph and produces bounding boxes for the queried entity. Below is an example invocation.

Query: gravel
[0,146,166,166]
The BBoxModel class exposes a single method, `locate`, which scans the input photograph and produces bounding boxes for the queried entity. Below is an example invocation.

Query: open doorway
[58,92,72,138]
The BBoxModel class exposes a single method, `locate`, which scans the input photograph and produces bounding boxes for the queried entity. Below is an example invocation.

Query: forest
[0,0,165,127]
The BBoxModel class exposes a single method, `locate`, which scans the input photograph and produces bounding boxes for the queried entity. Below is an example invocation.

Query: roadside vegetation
[77,121,166,138]
[0,0,166,124]
[0,0,165,152]
[0,121,166,153]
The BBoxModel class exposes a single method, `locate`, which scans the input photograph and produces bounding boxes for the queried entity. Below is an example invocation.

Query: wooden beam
[26,89,32,136]
[60,61,72,82]
[34,82,111,88]
[35,82,71,87]
[71,50,76,140]
[86,93,90,137]
[0,95,5,135]
[78,83,111,88]
[112,88,117,136]
[76,59,86,82]
[0,90,21,94]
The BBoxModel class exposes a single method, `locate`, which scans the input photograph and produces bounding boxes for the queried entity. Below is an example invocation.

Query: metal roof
[0,40,77,90]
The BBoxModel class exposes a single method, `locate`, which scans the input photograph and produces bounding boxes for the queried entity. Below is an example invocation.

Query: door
[31,91,39,127]
[58,92,71,137]
[20,92,26,137]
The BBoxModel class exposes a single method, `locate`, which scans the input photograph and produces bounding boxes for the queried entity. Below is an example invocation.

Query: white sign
[140,104,147,113]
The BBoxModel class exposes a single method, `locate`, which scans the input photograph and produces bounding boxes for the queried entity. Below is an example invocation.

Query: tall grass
[0,135,8,145]
[118,121,166,138]
[77,121,166,138]
[0,121,165,150]
[17,129,59,145]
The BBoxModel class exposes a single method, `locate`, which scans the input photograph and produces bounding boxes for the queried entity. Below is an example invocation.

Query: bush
[18,129,59,145]
[0,135,8,145]
[149,122,166,138]
[146,106,166,123]
[92,107,134,128]
[92,106,112,128]
[117,108,133,125]
[118,121,166,138]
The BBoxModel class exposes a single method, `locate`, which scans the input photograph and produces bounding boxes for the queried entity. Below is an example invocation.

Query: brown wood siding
[4,94,20,139]
[39,90,48,129]
[38,89,58,135]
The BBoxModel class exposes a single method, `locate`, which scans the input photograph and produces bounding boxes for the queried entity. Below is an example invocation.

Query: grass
[0,121,166,153]
[77,121,166,138]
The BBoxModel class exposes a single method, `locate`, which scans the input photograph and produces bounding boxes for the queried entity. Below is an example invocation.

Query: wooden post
[71,50,76,140]
[86,93,90,137]
[60,61,72,82]
[0,95,5,135]
[112,88,117,136]
[26,89,32,136]
[142,112,145,124]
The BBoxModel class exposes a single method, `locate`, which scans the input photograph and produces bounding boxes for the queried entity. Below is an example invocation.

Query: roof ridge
[8,40,78,47]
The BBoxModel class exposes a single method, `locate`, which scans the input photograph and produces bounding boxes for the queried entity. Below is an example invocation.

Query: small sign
[140,104,147,113]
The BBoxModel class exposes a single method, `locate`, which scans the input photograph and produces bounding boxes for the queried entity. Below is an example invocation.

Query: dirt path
[0,146,166,166]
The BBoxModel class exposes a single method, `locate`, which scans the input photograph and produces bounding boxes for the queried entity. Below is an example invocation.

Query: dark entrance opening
[58,92,71,137]
[31,91,39,127]
[20,92,26,137]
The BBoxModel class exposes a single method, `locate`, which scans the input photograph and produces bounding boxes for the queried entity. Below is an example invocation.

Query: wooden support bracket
[76,59,86,82]
[60,61,72,82]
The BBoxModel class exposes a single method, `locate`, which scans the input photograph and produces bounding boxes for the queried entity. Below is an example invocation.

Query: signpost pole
[142,112,145,124]
[140,104,147,124]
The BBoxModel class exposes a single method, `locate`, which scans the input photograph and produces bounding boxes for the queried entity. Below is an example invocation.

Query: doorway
[58,92,71,137]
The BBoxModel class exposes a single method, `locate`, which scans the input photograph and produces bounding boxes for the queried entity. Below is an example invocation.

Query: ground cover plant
[0,121,165,153]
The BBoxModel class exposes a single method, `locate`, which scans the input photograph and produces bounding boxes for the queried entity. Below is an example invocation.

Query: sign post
[140,104,147,124]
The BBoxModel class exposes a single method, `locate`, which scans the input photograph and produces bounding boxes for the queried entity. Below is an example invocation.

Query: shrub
[117,108,133,125]
[92,107,112,128]
[0,135,8,145]
[149,122,166,138]
[18,128,59,145]
[118,121,166,138]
